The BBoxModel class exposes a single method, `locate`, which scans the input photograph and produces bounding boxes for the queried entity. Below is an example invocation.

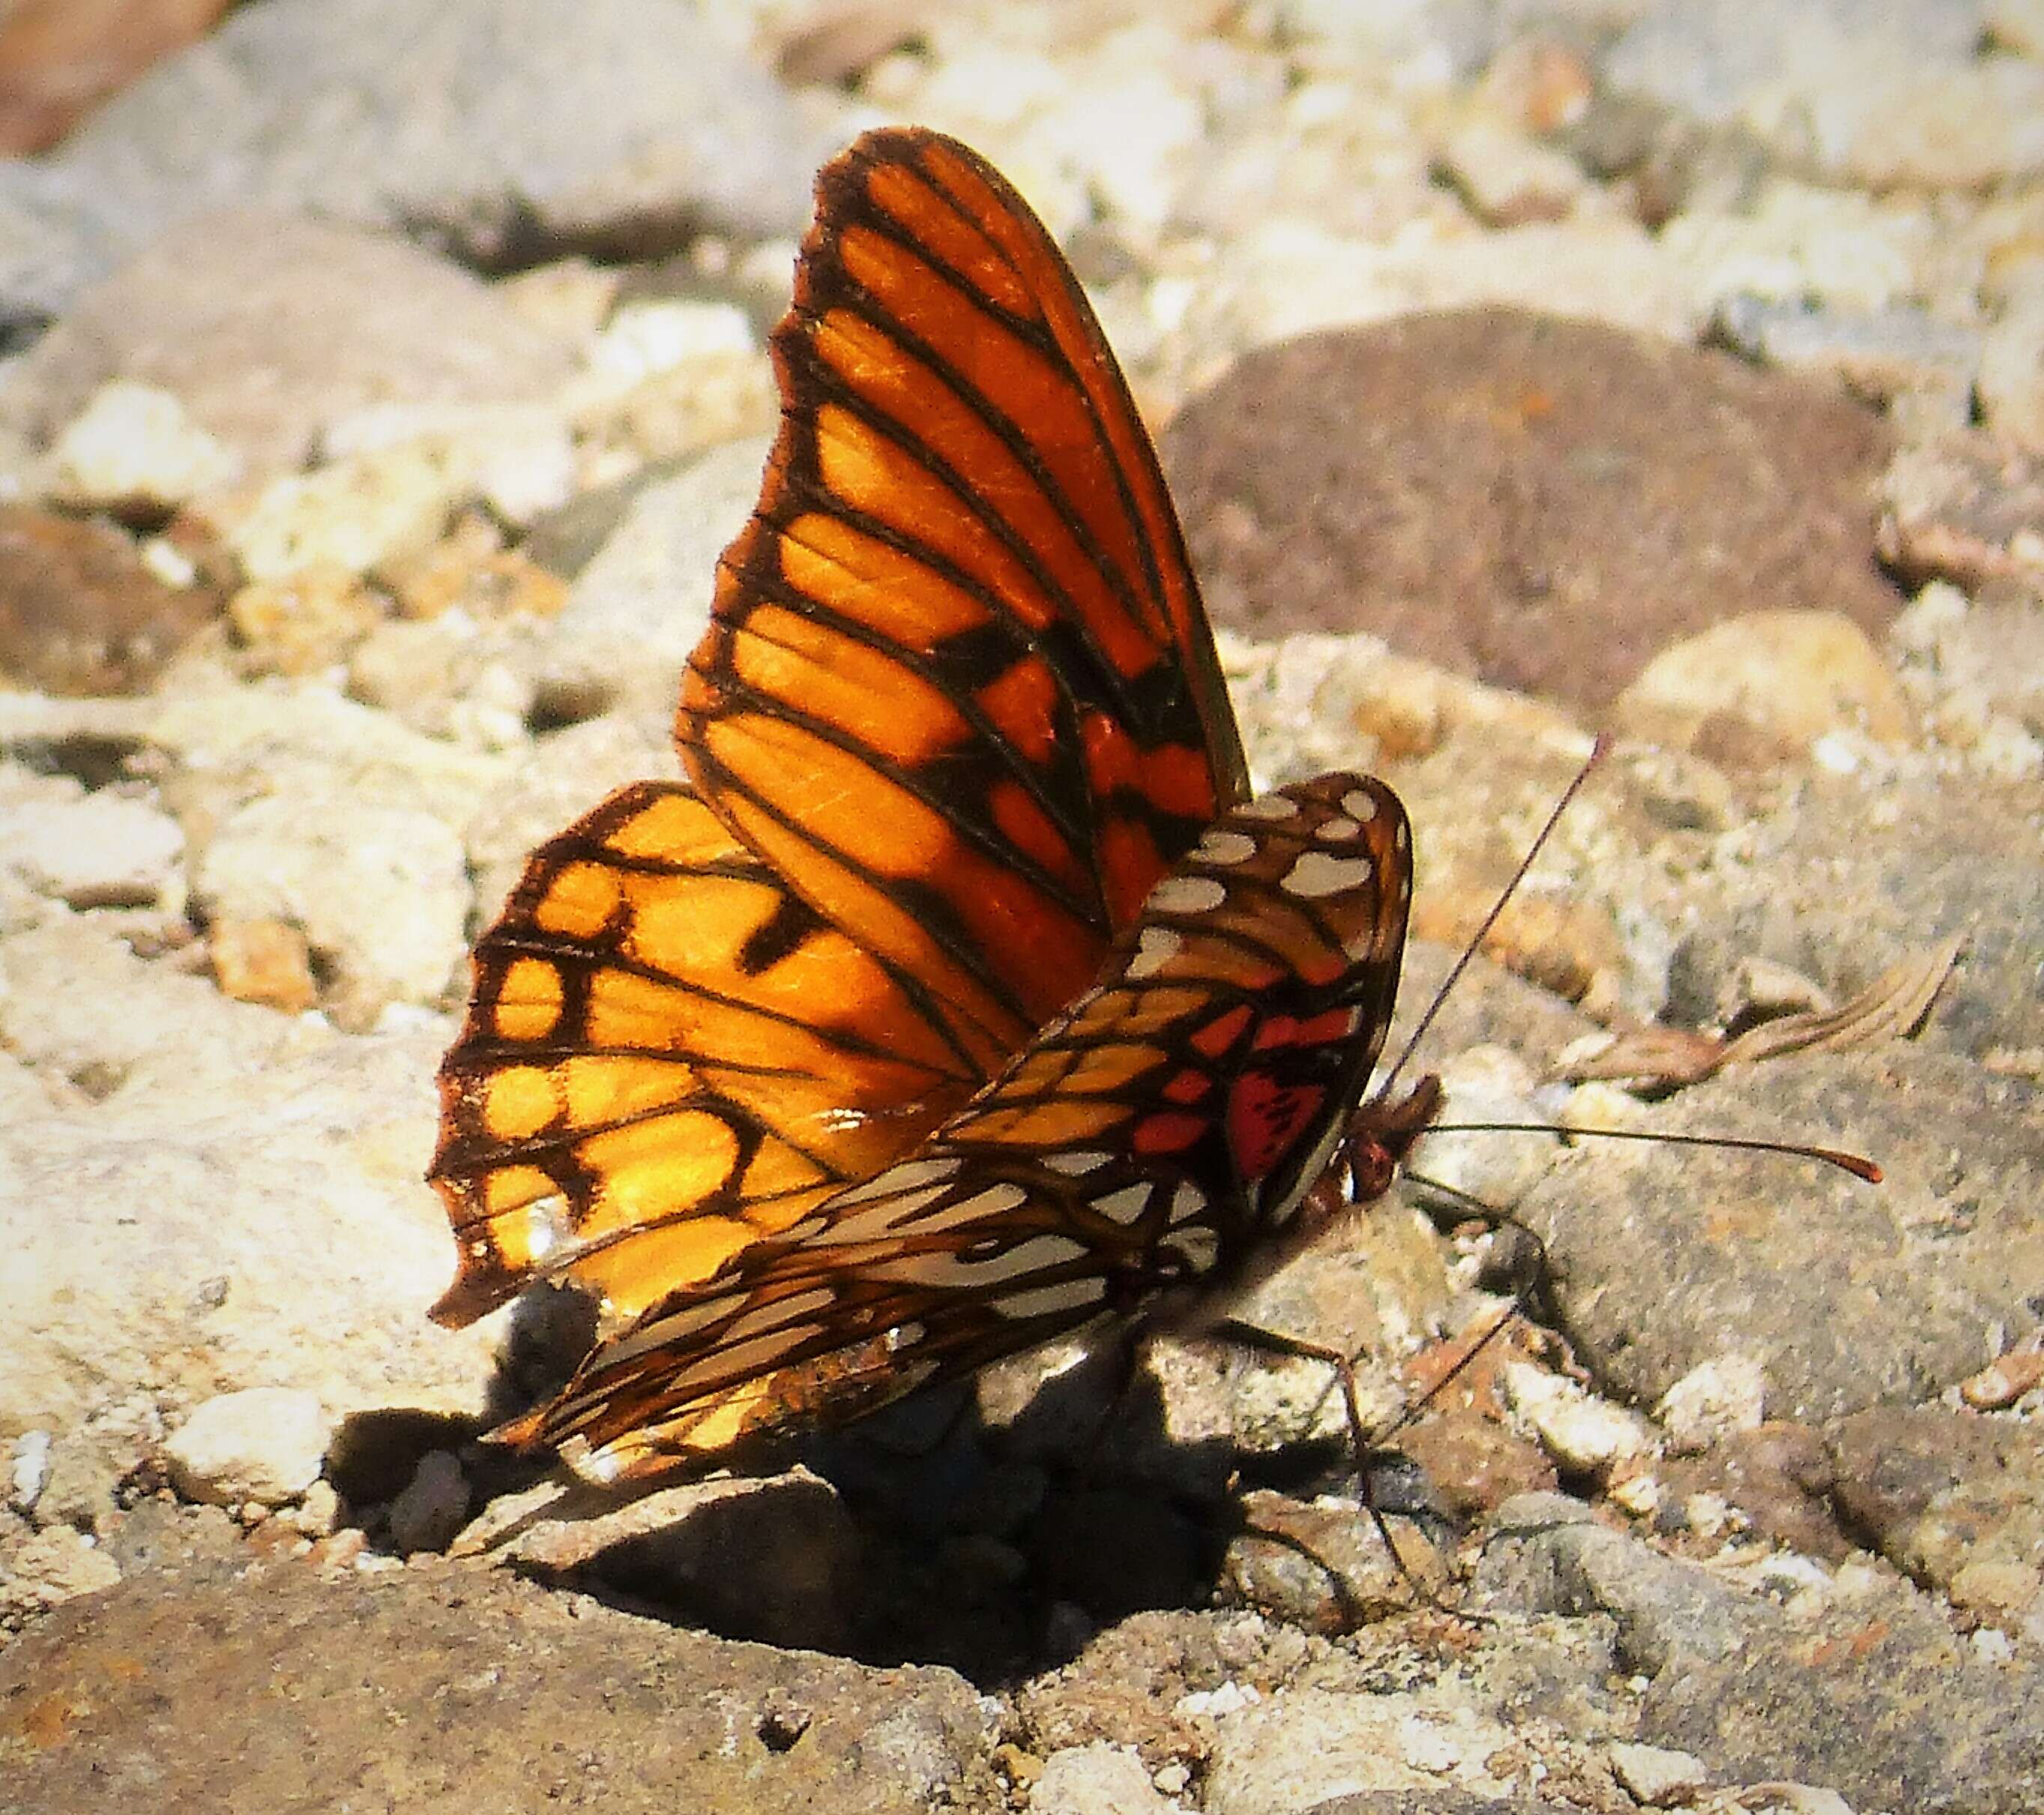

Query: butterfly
[428,126,1432,1485]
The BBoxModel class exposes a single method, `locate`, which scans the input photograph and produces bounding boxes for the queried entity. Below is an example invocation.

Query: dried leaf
[1558,937,1960,1089]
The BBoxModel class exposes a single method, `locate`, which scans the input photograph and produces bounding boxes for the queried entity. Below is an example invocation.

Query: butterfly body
[431,127,1426,1487]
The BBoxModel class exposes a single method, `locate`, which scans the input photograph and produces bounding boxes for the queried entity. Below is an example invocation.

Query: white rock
[220,442,471,583]
[43,379,241,509]
[1613,611,1913,756]
[10,1428,51,1512]
[1657,1355,1769,1451]
[319,400,577,526]
[1978,304,2044,452]
[1202,1685,1521,1810]
[1438,116,1588,226]
[165,1386,333,1507]
[0,1525,121,1613]
[534,436,765,718]
[1031,1743,1176,1815]
[192,791,471,1029]
[1505,1362,1654,1474]
[0,1019,501,1439]
[1608,1741,1707,1805]
[1,788,186,910]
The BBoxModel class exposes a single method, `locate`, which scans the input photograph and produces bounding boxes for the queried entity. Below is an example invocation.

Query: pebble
[9,1428,50,1512]
[164,1387,332,1509]
[1,784,185,910]
[1,1525,121,1613]
[0,502,219,694]
[1505,1361,1656,1475]
[1657,1355,1770,1452]
[1612,609,1912,761]
[190,789,471,1030]
[40,378,241,513]
[1030,1743,1177,1815]
[208,917,320,1014]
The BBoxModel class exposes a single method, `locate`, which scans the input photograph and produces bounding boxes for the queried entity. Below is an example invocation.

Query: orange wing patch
[430,782,977,1325]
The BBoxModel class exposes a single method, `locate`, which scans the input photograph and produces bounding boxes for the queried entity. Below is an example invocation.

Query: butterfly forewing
[683,129,1249,1050]
[430,127,1251,1337]
[513,775,1414,1483]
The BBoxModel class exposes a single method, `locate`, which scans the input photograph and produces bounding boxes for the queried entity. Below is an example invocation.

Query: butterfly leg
[1206,1313,1456,1613]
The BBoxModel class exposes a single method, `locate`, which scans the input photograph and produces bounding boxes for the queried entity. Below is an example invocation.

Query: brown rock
[209,917,319,1013]
[1163,308,1900,717]
[0,0,232,154]
[0,502,219,693]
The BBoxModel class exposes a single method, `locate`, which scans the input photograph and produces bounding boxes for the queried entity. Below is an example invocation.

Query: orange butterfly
[429,127,1428,1484]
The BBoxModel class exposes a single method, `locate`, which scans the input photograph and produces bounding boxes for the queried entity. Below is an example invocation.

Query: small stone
[1031,1742,1175,1815]
[0,502,220,694]
[1609,1741,1707,1805]
[227,563,387,677]
[1657,1355,1769,1452]
[3,1525,121,1610]
[218,442,470,585]
[9,1430,50,1513]
[292,1478,343,1539]
[385,1450,471,1556]
[1613,610,1913,761]
[319,403,576,529]
[1978,304,2044,453]
[191,789,471,1030]
[1710,295,1979,421]
[164,1387,331,1508]
[1438,117,1589,226]
[1505,1362,1654,1475]
[1959,1346,2044,1409]
[42,379,241,514]
[3,787,185,910]
[209,918,320,1014]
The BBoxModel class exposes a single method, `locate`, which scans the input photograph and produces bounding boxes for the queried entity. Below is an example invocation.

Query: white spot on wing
[1342,788,1381,822]
[831,1155,960,1206]
[941,1182,1029,1222]
[1236,793,1300,820]
[1148,874,1228,915]
[1282,849,1376,898]
[1196,828,1258,865]
[873,1232,1088,1289]
[1045,1149,1112,1175]
[998,1276,1109,1319]
[1163,1226,1220,1272]
[1313,816,1360,842]
[1125,925,1183,979]
[1093,1182,1153,1224]
[1168,1180,1208,1224]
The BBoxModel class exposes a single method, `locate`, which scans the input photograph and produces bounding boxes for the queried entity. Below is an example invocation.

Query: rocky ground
[1,2,2041,1812]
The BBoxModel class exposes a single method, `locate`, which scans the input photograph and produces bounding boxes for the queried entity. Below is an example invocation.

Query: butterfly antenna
[1425,1120,1881,1183]
[1374,735,1609,1104]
